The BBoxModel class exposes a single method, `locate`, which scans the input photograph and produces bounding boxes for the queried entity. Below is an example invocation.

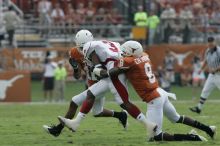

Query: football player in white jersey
[58,40,157,138]
[43,30,128,137]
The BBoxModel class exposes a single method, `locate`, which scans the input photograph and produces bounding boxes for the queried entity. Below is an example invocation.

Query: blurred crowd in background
[1,0,220,46]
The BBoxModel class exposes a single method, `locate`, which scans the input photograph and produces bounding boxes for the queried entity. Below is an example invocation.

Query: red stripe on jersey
[102,58,117,65]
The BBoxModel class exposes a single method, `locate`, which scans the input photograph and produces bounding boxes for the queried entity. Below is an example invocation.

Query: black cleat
[43,125,62,137]
[189,106,201,114]
[118,111,128,129]
[189,129,207,141]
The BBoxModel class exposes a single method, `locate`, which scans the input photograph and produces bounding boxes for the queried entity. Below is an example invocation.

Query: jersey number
[102,40,118,52]
[144,63,156,83]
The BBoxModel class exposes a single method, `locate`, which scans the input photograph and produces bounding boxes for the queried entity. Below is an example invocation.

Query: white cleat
[58,116,79,132]
[43,125,51,134]
[208,126,217,139]
[189,129,208,141]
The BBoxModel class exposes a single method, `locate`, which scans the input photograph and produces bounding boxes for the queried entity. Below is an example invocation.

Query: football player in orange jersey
[43,30,127,137]
[106,41,216,141]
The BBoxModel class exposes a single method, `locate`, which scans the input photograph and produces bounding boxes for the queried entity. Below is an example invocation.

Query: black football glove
[69,58,78,69]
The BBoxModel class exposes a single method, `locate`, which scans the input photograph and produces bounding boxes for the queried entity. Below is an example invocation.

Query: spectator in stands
[192,55,205,99]
[76,2,86,16]
[0,12,5,48]
[197,9,209,28]
[157,65,171,92]
[163,50,177,83]
[107,8,123,37]
[169,23,183,44]
[180,66,192,86]
[147,11,160,45]
[94,8,107,37]
[179,5,194,44]
[3,6,21,48]
[54,60,67,102]
[43,55,57,102]
[179,5,194,19]
[108,8,123,25]
[65,3,81,33]
[85,1,96,25]
[161,4,176,43]
[161,4,176,19]
[75,3,86,24]
[211,8,220,24]
[51,3,65,34]
[65,4,73,23]
[38,0,52,27]
[134,5,148,26]
[94,8,107,24]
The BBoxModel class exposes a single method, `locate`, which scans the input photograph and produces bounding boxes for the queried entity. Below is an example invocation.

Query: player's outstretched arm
[109,67,130,77]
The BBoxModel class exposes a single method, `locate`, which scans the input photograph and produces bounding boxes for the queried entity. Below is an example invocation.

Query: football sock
[75,112,86,122]
[94,109,114,117]
[173,134,202,141]
[177,116,211,133]
[154,132,202,141]
[197,97,206,110]
[113,111,122,119]
[80,98,94,114]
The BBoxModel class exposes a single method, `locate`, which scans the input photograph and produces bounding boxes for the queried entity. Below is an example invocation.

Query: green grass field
[0,81,220,146]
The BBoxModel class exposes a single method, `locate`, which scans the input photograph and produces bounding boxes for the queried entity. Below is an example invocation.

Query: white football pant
[201,73,220,99]
[146,88,180,135]
[72,76,124,115]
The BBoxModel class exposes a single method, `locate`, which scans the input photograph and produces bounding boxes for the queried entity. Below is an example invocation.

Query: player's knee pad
[87,90,96,100]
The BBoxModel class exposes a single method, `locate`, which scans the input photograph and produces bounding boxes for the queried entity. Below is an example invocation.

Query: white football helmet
[75,29,94,51]
[121,40,143,57]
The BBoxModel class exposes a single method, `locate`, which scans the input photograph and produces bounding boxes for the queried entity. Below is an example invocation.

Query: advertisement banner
[0,71,31,102]
[0,44,207,73]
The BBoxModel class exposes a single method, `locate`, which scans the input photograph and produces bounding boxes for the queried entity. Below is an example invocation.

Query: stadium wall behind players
[0,44,207,74]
